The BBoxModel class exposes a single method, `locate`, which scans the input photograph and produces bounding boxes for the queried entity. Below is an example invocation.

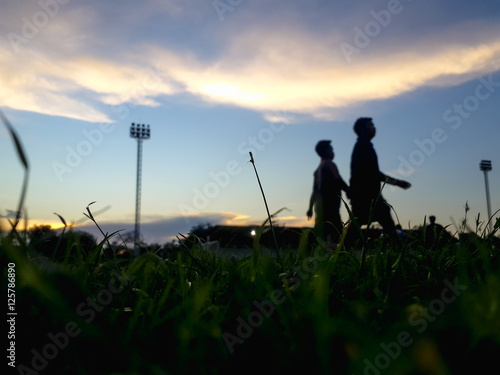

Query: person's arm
[380,173,411,189]
[330,162,349,192]
[307,171,318,220]
[340,178,349,192]
[307,191,316,220]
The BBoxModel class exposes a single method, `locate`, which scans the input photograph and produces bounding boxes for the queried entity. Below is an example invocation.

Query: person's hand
[306,209,313,220]
[398,180,411,189]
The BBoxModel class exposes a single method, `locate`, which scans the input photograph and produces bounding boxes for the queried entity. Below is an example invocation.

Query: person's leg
[325,214,343,244]
[314,204,326,242]
[344,200,369,249]
[374,199,396,235]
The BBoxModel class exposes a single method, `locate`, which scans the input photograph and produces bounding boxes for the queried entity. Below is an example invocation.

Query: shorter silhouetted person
[348,117,411,239]
[307,140,349,244]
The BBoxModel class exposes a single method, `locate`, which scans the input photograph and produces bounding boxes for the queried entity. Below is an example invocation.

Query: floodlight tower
[130,123,150,255]
[479,160,493,233]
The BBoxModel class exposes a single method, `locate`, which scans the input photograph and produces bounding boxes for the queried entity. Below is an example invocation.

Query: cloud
[0,49,111,122]
[129,15,500,121]
[148,27,500,120]
[0,209,20,219]
[71,209,310,244]
[1,1,500,123]
[75,211,247,244]
[223,214,250,225]
[0,45,185,122]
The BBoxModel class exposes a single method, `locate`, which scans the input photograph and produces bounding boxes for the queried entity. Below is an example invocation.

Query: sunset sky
[1,0,499,244]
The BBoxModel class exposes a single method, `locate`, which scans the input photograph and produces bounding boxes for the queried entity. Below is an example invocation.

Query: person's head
[354,117,376,139]
[429,215,436,224]
[315,140,334,160]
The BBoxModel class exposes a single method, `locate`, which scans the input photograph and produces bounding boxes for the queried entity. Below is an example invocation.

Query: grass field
[2,211,500,375]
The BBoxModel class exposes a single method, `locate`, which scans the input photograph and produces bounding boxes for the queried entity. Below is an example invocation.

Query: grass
[2,112,500,374]
[2,213,500,375]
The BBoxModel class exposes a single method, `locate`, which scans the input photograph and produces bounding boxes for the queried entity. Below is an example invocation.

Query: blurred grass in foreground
[2,215,500,375]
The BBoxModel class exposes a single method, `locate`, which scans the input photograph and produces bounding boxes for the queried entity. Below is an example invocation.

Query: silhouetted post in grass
[130,123,151,256]
[480,160,493,233]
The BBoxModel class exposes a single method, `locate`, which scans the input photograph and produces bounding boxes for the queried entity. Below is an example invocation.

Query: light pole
[479,160,492,233]
[130,123,150,256]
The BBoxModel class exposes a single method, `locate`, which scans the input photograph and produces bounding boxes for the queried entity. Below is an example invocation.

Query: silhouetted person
[348,117,411,239]
[427,215,444,232]
[307,140,349,244]
[425,215,446,249]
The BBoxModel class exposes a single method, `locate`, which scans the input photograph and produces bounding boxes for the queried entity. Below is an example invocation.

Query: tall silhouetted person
[348,117,411,238]
[307,140,349,244]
